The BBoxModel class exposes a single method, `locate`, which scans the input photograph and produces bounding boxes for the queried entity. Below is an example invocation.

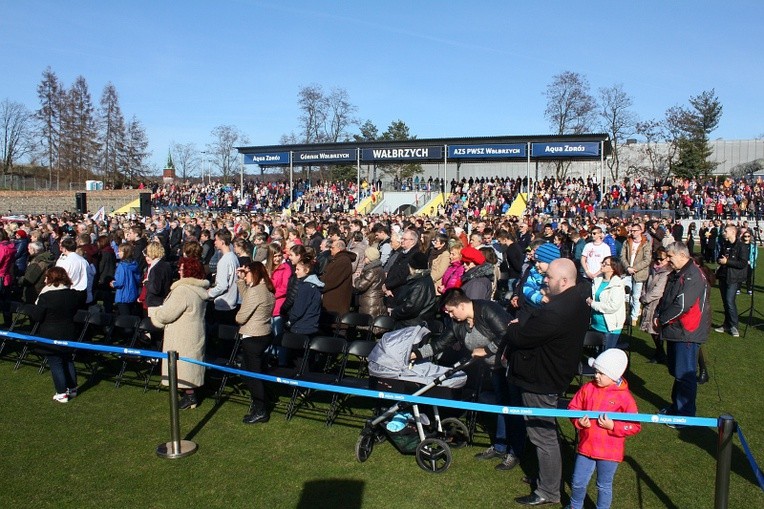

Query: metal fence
[0,175,87,191]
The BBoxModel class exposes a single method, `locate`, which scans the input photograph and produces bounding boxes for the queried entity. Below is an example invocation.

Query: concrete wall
[0,190,143,216]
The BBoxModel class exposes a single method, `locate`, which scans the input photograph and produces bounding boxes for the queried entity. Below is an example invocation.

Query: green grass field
[1,273,763,509]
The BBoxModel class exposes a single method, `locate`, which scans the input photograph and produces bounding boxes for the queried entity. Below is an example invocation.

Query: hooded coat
[149,277,210,388]
[19,251,55,303]
[289,274,325,335]
[353,259,386,318]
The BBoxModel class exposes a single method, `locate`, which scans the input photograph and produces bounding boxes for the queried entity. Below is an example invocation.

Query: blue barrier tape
[180,356,719,428]
[736,425,764,492]
[0,329,722,427]
[0,330,167,360]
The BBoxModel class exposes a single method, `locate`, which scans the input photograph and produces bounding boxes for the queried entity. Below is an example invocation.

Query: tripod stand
[742,266,762,338]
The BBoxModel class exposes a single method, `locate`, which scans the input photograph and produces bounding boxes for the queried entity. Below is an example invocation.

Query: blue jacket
[288,274,324,334]
[522,266,546,308]
[112,259,142,304]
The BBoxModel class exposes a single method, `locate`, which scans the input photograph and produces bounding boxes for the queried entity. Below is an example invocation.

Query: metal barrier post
[714,414,735,509]
[156,350,198,459]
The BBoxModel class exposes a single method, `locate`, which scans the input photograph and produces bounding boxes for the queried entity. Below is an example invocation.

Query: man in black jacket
[413,289,525,471]
[501,258,590,506]
[715,224,748,337]
[384,229,419,300]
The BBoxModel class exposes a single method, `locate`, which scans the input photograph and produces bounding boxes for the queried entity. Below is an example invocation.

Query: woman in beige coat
[149,257,209,409]
[235,261,276,424]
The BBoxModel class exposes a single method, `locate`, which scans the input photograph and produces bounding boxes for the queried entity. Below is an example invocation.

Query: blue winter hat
[535,242,561,264]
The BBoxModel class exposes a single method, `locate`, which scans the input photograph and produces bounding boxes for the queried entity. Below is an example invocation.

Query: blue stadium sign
[243,152,290,165]
[531,142,600,158]
[361,145,443,162]
[294,149,357,164]
[448,143,527,159]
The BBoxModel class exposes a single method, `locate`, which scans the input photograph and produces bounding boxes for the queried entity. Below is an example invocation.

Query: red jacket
[568,379,641,462]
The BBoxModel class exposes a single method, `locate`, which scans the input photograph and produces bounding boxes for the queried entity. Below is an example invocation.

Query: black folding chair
[212,324,244,405]
[334,312,373,341]
[0,301,31,359]
[326,339,376,426]
[266,331,311,415]
[287,335,348,421]
[10,303,44,371]
[366,315,395,341]
[575,330,605,388]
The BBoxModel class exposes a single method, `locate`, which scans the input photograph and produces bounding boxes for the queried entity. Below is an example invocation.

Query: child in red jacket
[566,349,641,509]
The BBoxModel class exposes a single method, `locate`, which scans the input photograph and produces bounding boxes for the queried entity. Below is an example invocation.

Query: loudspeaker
[75,192,87,214]
[139,193,151,217]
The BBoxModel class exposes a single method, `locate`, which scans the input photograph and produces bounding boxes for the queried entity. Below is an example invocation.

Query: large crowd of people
[1,173,761,507]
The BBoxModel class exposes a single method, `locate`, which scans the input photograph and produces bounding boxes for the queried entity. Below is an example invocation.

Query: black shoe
[474,446,504,460]
[243,410,270,424]
[179,393,198,410]
[495,452,519,471]
[515,493,558,506]
[698,369,709,385]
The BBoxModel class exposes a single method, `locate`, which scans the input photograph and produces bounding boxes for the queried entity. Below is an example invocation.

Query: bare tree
[0,99,35,176]
[171,142,200,180]
[544,71,597,178]
[632,119,672,179]
[598,83,638,181]
[323,87,358,142]
[207,125,248,183]
[36,67,63,188]
[98,82,126,187]
[298,84,327,144]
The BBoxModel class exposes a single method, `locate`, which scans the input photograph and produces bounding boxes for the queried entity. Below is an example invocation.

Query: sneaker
[631,318,638,327]
[474,445,504,460]
[495,452,519,471]
[67,387,78,399]
[179,392,198,410]
[666,422,687,430]
[714,326,727,334]
[748,290,753,295]
[730,327,740,338]
[736,290,740,295]
[53,393,69,403]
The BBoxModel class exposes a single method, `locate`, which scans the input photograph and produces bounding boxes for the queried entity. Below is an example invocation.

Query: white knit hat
[588,348,628,381]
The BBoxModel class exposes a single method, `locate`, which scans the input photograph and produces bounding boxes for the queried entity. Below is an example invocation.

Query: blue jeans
[569,454,619,509]
[603,332,622,351]
[666,341,700,416]
[490,370,525,457]
[718,279,740,329]
[47,352,78,394]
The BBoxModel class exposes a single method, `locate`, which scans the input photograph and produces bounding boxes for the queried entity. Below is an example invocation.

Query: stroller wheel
[441,417,470,448]
[415,438,452,473]
[355,432,375,462]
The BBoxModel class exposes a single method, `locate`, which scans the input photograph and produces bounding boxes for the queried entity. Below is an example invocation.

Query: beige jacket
[149,277,209,388]
[236,279,275,337]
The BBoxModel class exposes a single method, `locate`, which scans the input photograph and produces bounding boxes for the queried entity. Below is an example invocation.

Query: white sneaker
[53,393,69,403]
[730,327,740,338]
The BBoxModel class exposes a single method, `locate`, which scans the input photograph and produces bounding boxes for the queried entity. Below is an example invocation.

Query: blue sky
[2,1,762,171]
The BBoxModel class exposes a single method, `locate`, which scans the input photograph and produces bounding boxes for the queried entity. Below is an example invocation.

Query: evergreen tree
[60,76,100,184]
[669,89,722,178]
[99,82,126,187]
[36,67,63,188]
[123,116,150,186]
[378,120,422,181]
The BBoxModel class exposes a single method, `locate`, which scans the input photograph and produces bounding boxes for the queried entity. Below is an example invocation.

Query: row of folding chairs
[0,301,162,391]
[214,326,378,427]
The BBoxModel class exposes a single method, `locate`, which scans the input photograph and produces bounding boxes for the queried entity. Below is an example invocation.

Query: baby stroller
[355,325,473,473]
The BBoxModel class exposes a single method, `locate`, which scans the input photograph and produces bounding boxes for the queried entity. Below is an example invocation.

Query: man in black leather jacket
[411,289,525,472]
[715,224,748,337]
